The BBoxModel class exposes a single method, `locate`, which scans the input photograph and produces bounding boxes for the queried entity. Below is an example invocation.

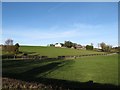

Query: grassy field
[19,46,105,58]
[45,55,118,85]
[3,54,118,86]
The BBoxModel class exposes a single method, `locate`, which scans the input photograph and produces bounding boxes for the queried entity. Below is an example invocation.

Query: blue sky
[2,2,118,47]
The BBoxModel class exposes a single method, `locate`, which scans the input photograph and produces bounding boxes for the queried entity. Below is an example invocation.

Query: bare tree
[100,42,112,52]
[100,42,106,51]
[5,39,13,45]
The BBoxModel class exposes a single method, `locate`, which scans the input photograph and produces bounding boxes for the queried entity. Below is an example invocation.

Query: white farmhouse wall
[55,43,62,47]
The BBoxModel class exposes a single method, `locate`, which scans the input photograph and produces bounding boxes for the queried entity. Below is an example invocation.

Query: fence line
[1,53,111,60]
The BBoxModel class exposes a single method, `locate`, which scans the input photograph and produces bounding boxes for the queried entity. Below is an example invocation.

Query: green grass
[19,46,105,58]
[3,54,118,85]
[45,55,118,85]
[0,48,2,55]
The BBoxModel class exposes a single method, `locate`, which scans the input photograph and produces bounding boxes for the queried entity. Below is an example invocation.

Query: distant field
[19,46,105,58]
[3,54,118,86]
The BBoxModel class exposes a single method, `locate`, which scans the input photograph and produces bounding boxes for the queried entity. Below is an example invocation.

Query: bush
[86,45,93,50]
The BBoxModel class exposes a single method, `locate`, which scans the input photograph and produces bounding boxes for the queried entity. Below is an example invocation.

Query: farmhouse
[55,43,62,47]
[75,44,82,49]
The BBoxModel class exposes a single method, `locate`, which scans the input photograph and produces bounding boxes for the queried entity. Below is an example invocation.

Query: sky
[2,2,118,47]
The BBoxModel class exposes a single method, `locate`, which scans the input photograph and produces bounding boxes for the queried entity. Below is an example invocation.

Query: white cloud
[3,29,77,40]
[2,22,118,46]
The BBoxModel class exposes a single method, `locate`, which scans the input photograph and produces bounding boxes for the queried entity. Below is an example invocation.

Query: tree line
[2,39,118,54]
[49,41,116,52]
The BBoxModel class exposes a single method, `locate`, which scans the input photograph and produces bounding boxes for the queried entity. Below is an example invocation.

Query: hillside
[19,46,105,58]
[3,54,118,88]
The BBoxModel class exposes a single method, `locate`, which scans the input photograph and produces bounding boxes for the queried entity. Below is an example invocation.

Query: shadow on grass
[2,59,67,68]
[3,59,119,89]
[21,51,37,54]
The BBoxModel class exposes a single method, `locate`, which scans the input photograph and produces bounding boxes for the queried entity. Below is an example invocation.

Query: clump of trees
[63,41,80,49]
[86,45,93,50]
[50,44,54,47]
[2,39,20,54]
[100,42,112,52]
[64,41,73,48]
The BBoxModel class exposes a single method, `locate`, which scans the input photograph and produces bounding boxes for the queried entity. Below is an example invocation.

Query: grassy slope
[3,54,118,85]
[19,46,105,58]
[45,55,118,85]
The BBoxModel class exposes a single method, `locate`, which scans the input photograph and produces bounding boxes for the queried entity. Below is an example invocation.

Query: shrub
[86,45,93,50]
